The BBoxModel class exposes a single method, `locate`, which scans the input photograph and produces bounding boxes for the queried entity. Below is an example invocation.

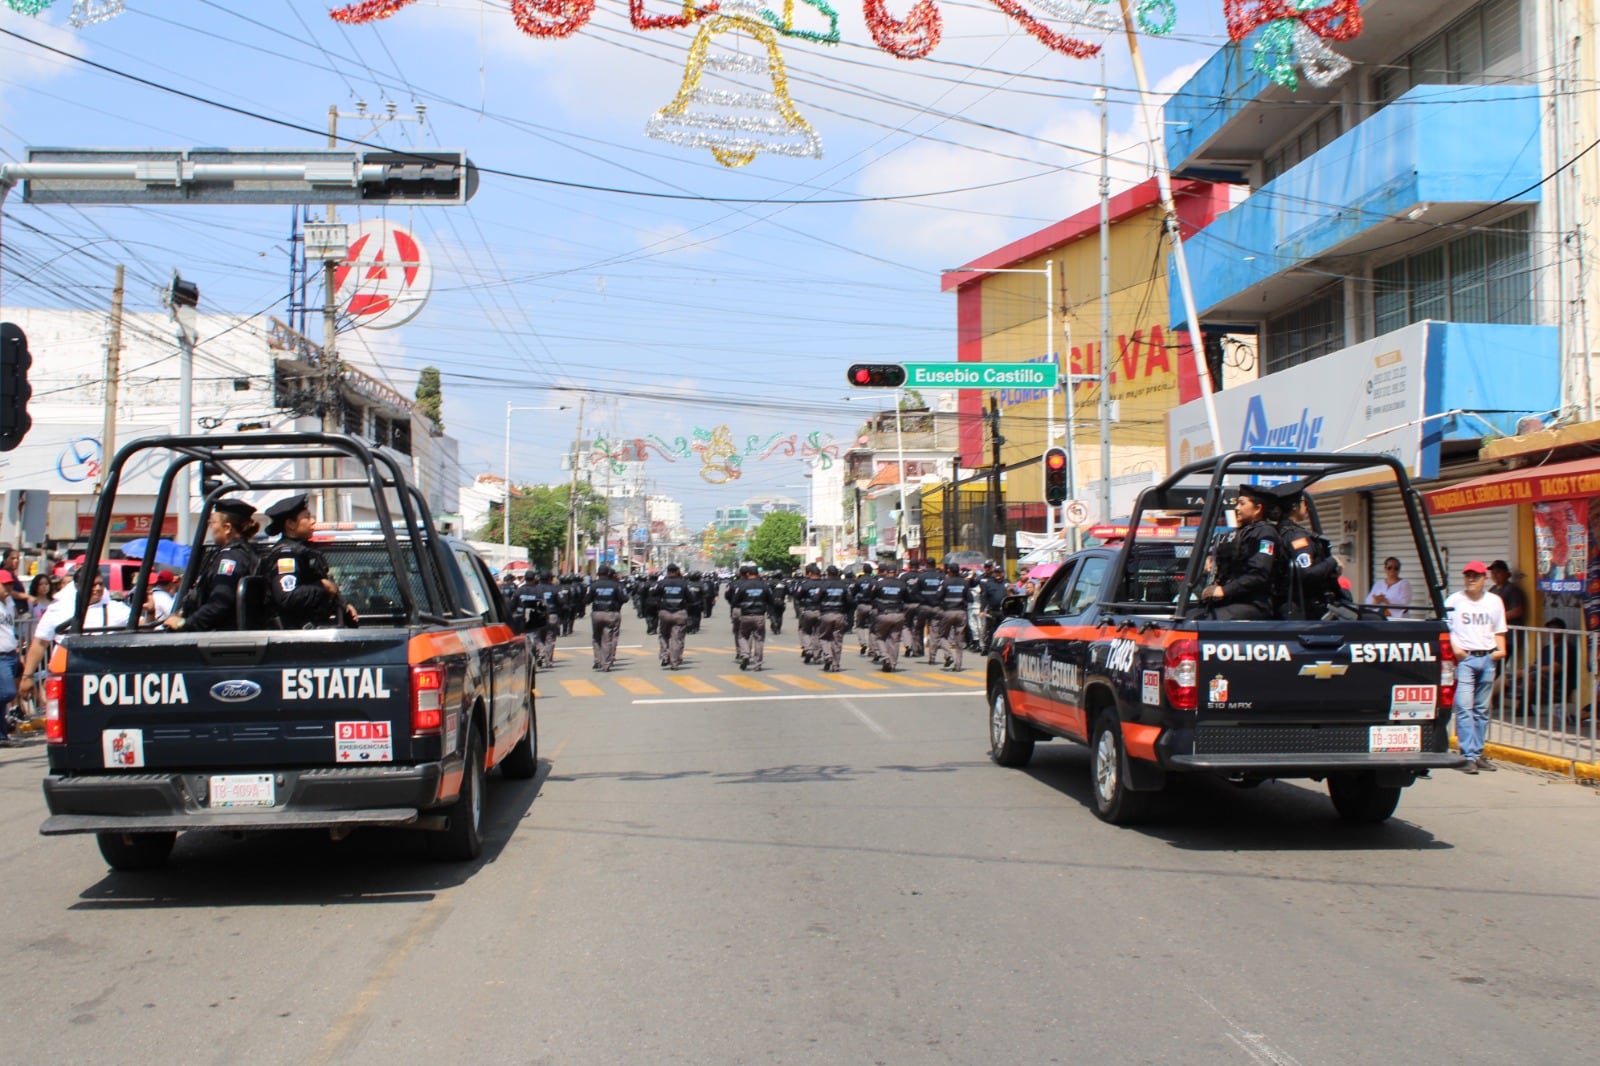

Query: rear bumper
[1168,752,1469,773]
[40,761,451,836]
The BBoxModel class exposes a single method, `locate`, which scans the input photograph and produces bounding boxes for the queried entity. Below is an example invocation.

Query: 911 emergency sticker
[102,728,145,768]
[335,720,393,762]
[1142,669,1161,706]
[1389,685,1438,720]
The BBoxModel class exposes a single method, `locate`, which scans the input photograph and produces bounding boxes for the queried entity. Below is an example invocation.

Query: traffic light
[846,363,907,388]
[1043,447,1068,506]
[0,322,33,453]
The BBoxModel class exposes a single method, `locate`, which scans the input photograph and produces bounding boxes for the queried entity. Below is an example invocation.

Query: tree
[701,525,744,569]
[746,511,804,572]
[900,388,925,411]
[415,366,444,430]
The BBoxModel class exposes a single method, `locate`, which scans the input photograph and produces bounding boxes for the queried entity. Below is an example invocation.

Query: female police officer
[163,498,261,632]
[259,492,357,629]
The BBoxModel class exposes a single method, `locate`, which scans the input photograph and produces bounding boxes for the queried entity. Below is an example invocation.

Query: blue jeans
[0,653,16,738]
[1454,654,1497,760]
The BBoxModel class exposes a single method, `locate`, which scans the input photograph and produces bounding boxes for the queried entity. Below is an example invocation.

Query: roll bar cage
[75,432,464,630]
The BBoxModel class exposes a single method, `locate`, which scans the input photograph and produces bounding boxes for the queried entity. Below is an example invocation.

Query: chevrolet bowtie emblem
[1299,661,1349,680]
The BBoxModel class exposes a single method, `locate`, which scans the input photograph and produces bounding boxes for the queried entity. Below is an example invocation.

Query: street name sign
[901,362,1058,390]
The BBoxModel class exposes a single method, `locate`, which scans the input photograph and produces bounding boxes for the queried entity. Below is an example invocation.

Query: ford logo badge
[210,680,262,703]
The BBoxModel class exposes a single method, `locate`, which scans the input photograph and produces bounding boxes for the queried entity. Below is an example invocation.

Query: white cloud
[0,9,90,126]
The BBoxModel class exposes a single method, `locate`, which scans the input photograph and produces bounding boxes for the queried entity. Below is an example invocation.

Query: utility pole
[94,263,124,495]
[1097,67,1114,524]
[320,104,342,522]
[988,397,1011,580]
[565,397,586,572]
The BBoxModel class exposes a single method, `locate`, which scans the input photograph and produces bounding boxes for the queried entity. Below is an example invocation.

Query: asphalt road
[2,619,1597,1064]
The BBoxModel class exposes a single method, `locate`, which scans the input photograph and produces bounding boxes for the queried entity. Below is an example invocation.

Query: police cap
[264,492,311,536]
[1235,483,1276,507]
[213,498,256,522]
[1268,480,1310,509]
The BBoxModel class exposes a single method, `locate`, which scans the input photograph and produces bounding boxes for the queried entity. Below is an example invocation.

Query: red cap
[155,569,177,584]
[0,569,13,585]
[1462,559,1489,574]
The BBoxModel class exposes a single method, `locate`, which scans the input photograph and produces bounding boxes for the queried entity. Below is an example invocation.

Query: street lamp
[503,401,569,557]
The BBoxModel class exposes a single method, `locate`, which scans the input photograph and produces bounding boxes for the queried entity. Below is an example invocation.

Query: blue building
[1160,0,1588,618]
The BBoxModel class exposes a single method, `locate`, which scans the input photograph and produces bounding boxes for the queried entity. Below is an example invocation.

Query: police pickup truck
[987,451,1465,824]
[38,433,536,870]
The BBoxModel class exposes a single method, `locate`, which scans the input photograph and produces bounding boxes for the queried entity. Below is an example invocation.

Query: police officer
[851,565,878,658]
[258,493,357,629]
[765,571,788,634]
[684,571,707,634]
[909,559,945,658]
[795,563,824,664]
[931,563,973,671]
[814,565,855,672]
[587,564,628,671]
[163,498,260,633]
[869,560,911,672]
[1272,482,1349,620]
[974,562,1007,653]
[726,562,774,670]
[1195,483,1288,620]
[650,563,694,669]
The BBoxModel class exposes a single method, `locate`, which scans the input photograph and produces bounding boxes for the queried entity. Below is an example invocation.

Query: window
[1265,286,1345,373]
[1370,213,1533,334]
[1036,561,1079,615]
[1264,108,1343,184]
[1371,0,1523,107]
[452,547,494,620]
[1064,557,1110,615]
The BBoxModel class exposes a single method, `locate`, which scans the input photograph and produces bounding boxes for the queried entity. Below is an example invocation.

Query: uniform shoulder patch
[1257,541,1274,556]
[218,558,237,576]
[277,557,297,574]
[1291,537,1310,549]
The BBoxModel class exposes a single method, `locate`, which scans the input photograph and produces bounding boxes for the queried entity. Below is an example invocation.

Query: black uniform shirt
[728,578,773,616]
[587,577,627,612]
[259,537,338,629]
[653,576,692,611]
[183,540,259,632]
[871,575,911,614]
[1214,519,1287,610]
[937,574,973,610]
[817,578,853,615]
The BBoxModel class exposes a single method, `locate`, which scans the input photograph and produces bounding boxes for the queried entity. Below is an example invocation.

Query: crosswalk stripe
[770,672,829,691]
[615,677,662,695]
[719,674,778,692]
[874,671,942,688]
[668,674,719,694]
[559,679,605,697]
[940,672,985,687]
[819,672,889,690]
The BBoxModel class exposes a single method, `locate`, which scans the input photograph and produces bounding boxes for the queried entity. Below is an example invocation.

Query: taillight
[43,676,66,744]
[411,665,444,735]
[1164,639,1199,711]
[1437,633,1457,710]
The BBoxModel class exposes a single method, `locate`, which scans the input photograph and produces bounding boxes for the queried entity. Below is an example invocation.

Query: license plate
[209,773,275,808]
[1369,725,1421,753]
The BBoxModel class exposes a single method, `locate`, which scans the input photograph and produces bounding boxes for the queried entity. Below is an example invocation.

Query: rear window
[324,545,427,618]
[1116,543,1195,607]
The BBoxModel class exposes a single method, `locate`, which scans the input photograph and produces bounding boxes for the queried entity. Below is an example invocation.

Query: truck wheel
[430,725,485,861]
[989,685,1033,768]
[96,830,176,872]
[1327,772,1402,823]
[1091,714,1151,825]
[501,707,538,780]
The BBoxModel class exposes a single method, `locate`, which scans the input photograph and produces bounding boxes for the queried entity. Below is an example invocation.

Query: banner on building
[1533,500,1587,594]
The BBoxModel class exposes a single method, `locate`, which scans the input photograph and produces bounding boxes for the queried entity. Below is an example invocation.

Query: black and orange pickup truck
[987,451,1465,824]
[38,433,536,870]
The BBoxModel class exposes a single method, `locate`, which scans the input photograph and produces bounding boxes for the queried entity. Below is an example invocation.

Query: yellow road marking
[559,679,605,697]
[940,671,985,687]
[820,672,889,690]
[875,671,942,688]
[770,672,828,691]
[615,677,662,695]
[719,674,778,692]
[668,674,719,694]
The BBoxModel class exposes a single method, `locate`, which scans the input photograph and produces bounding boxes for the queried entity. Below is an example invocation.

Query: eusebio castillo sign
[1167,321,1431,476]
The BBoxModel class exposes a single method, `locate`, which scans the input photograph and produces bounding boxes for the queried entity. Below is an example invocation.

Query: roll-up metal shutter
[1368,488,1515,609]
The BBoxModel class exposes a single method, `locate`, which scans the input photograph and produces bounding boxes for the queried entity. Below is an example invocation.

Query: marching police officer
[974,561,1008,653]
[164,498,261,633]
[1273,482,1349,620]
[257,493,357,629]
[1195,483,1288,621]
[909,559,945,659]
[930,564,973,671]
[795,563,824,664]
[851,565,878,658]
[650,563,695,669]
[684,570,707,634]
[814,565,855,672]
[726,562,775,670]
[586,564,628,671]
[765,570,788,634]
[869,560,911,672]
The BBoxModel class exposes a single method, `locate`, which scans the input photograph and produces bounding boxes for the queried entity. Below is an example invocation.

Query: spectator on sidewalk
[1445,560,1508,774]
[1366,557,1411,618]
[0,571,20,747]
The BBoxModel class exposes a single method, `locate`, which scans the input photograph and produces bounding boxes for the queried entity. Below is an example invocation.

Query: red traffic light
[846,363,907,388]
[1045,450,1066,471]
[1043,447,1068,505]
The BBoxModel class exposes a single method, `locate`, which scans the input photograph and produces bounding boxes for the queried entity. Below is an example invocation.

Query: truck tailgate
[1188,620,1450,759]
[54,630,417,772]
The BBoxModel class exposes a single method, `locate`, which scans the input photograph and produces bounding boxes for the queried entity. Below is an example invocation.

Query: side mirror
[1000,594,1028,618]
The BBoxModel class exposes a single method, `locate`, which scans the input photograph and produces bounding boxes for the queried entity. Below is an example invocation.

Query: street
[2,625,1596,1065]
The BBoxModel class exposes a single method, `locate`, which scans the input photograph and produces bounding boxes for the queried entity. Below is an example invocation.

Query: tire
[501,706,538,780]
[1090,713,1152,825]
[988,684,1034,768]
[96,830,176,871]
[1327,772,1402,823]
[430,724,485,861]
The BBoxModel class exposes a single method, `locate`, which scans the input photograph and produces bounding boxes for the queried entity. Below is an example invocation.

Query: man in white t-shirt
[1444,559,1507,774]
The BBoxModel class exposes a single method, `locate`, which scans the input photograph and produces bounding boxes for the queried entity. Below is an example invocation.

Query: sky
[0,0,1233,528]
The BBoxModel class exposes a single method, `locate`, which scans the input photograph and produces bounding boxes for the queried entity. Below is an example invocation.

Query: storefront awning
[1422,457,1600,515]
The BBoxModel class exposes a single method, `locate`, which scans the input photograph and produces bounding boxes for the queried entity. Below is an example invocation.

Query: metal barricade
[1486,625,1598,765]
